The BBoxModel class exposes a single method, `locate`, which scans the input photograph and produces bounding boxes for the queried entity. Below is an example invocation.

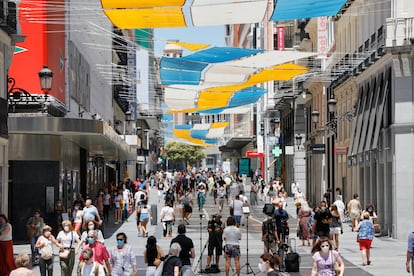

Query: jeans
[39,257,53,276]
[30,235,39,256]
[123,203,129,220]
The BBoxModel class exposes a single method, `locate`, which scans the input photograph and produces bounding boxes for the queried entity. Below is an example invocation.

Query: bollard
[151,204,157,225]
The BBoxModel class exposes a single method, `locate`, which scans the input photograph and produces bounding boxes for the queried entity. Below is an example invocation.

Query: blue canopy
[190,129,209,140]
[175,124,192,130]
[160,47,263,85]
[271,0,347,21]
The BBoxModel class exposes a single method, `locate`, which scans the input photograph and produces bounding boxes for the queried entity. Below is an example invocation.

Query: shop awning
[8,117,135,161]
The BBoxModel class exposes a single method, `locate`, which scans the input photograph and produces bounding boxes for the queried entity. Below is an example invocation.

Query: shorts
[350,212,360,219]
[330,227,341,235]
[208,242,223,256]
[224,244,240,258]
[358,239,372,250]
[234,215,242,225]
[184,204,193,213]
[140,213,149,222]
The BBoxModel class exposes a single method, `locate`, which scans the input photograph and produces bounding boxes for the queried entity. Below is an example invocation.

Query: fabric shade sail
[271,0,347,21]
[160,49,313,86]
[190,0,268,26]
[102,0,347,29]
[173,122,229,146]
[164,62,309,112]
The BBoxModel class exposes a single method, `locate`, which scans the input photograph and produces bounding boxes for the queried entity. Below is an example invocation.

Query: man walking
[312,201,333,241]
[171,224,195,275]
[273,201,289,243]
[82,199,101,230]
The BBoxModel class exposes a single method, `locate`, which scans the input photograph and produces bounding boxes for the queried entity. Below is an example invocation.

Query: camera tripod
[195,213,208,275]
[238,214,256,275]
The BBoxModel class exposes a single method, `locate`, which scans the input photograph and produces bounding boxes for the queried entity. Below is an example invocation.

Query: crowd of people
[1,169,412,276]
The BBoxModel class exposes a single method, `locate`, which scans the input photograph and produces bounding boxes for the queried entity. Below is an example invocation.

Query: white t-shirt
[230,200,244,216]
[56,230,79,248]
[103,194,111,206]
[134,191,146,205]
[81,262,105,276]
[123,189,130,204]
[223,226,241,245]
[161,206,175,221]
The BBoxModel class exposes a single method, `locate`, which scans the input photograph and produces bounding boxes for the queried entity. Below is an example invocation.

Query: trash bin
[151,204,157,225]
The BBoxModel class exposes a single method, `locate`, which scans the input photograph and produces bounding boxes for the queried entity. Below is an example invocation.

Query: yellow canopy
[101,0,185,9]
[211,122,229,128]
[173,129,210,147]
[103,8,186,29]
[176,63,309,112]
[169,42,210,51]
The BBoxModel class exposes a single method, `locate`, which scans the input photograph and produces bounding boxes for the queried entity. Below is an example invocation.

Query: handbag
[41,244,53,260]
[59,249,70,259]
[60,232,73,259]
[296,228,302,238]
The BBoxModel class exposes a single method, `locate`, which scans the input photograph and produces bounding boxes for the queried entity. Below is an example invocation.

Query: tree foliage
[165,142,206,166]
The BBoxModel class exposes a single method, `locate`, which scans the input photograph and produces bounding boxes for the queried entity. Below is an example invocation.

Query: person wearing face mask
[273,201,289,243]
[311,201,333,241]
[35,225,64,276]
[311,237,344,276]
[258,252,281,275]
[80,230,112,275]
[80,220,105,247]
[109,233,138,275]
[0,214,16,276]
[56,220,81,276]
[78,248,105,276]
[73,204,84,236]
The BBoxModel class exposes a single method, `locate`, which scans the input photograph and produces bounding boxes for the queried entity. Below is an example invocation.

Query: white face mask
[88,225,94,230]
[64,226,70,232]
[258,262,266,272]
[321,246,330,253]
[44,231,51,237]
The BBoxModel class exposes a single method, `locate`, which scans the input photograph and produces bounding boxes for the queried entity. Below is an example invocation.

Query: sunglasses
[83,258,90,261]
[87,236,95,239]
[117,239,124,241]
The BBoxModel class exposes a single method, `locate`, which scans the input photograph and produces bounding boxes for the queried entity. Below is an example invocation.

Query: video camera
[263,203,275,216]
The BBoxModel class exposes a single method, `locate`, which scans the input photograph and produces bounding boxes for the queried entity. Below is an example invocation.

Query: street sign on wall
[312,144,326,154]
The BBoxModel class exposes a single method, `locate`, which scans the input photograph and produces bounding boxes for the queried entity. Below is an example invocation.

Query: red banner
[277,26,285,51]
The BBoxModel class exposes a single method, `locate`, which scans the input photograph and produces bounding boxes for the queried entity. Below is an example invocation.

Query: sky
[154,25,226,57]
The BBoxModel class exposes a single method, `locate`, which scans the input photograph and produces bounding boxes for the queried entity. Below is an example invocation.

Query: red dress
[0,223,17,276]
[298,209,311,240]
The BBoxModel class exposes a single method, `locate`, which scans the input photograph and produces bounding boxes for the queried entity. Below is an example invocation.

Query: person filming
[206,214,224,270]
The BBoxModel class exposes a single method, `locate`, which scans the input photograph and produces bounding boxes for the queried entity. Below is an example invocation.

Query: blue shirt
[407,232,414,262]
[358,220,373,240]
[273,208,289,230]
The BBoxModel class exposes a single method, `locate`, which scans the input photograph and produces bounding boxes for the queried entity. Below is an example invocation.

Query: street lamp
[312,98,354,136]
[38,65,53,94]
[8,65,54,112]
[295,134,303,150]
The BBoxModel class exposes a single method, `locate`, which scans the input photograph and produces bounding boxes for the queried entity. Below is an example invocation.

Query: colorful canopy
[102,0,347,29]
[160,48,313,86]
[164,62,309,112]
[271,0,347,21]
[173,122,229,146]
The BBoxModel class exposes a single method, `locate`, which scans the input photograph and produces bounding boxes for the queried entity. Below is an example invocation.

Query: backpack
[154,255,174,276]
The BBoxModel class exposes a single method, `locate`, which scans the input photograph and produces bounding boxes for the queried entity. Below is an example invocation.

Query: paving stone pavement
[13,187,407,275]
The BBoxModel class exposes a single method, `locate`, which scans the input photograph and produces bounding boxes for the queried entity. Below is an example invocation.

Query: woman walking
[329,204,343,250]
[56,220,81,276]
[0,214,17,276]
[144,236,164,276]
[36,225,63,276]
[161,201,175,237]
[311,236,344,276]
[356,212,374,266]
[297,201,312,246]
[109,233,138,275]
[258,252,281,275]
[137,199,152,237]
[9,253,35,276]
[223,216,242,276]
